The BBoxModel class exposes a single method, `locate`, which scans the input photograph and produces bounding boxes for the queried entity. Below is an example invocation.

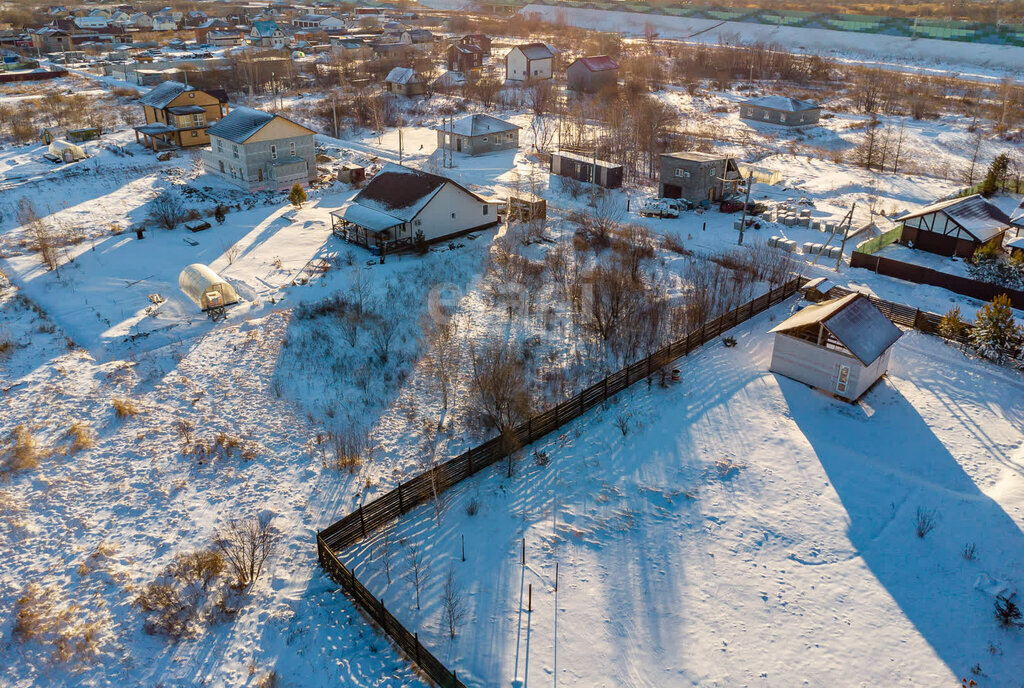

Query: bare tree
[404,539,427,610]
[368,303,399,362]
[16,198,60,273]
[379,528,393,585]
[440,565,466,639]
[215,513,276,589]
[423,316,460,412]
[469,338,531,435]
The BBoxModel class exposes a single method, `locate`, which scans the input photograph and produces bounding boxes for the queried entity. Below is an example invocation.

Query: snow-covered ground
[0,59,1022,688]
[342,307,1024,687]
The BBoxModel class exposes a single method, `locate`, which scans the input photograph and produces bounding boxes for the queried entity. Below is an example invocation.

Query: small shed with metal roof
[384,67,425,96]
[898,194,1014,258]
[566,55,619,93]
[433,114,519,156]
[769,292,902,401]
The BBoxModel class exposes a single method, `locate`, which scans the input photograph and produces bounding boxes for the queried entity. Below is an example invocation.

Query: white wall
[410,182,493,241]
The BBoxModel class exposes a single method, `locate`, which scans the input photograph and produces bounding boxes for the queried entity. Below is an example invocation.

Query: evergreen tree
[970,294,1023,363]
[938,306,970,349]
[288,183,307,208]
[214,204,226,224]
[980,153,1010,197]
[414,229,428,255]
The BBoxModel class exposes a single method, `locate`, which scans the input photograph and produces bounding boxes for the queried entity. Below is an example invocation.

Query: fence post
[415,632,421,665]
[468,448,474,476]
[398,481,404,512]
[359,504,366,538]
[603,376,608,400]
[379,597,386,630]
[527,417,533,444]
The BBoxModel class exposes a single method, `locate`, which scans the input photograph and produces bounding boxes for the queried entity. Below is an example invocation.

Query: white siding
[410,182,493,241]
[769,333,876,401]
[506,48,527,81]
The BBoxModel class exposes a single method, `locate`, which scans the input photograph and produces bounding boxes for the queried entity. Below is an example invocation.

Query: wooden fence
[315,276,803,688]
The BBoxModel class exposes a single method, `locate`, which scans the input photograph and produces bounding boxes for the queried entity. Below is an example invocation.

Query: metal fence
[316,276,803,687]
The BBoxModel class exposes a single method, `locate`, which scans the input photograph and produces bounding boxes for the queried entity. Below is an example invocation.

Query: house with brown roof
[566,55,618,93]
[447,42,483,73]
[133,80,228,151]
[505,42,554,82]
[459,33,490,55]
[330,163,498,254]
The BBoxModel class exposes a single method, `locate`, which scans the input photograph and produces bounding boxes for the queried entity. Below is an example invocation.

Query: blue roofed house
[202,107,316,191]
[739,96,821,127]
[249,20,286,48]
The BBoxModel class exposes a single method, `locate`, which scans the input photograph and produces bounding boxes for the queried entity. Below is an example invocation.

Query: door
[456,138,462,152]
[257,168,263,182]
[663,184,682,199]
[835,364,850,395]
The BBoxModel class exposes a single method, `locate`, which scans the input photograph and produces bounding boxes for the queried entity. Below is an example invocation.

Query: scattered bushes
[2,424,46,474]
[65,420,95,454]
[216,514,277,589]
[914,506,938,538]
[14,582,108,664]
[994,593,1022,629]
[135,548,236,639]
[112,397,139,419]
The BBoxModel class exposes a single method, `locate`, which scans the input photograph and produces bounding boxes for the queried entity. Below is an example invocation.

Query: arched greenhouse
[178,264,239,311]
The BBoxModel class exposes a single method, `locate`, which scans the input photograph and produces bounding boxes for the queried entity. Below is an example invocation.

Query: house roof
[662,150,732,163]
[900,194,1012,243]
[513,42,553,60]
[207,106,279,143]
[451,43,482,54]
[438,114,519,137]
[572,55,618,72]
[167,104,206,115]
[296,13,331,21]
[1006,236,1024,250]
[251,20,279,36]
[555,150,621,169]
[385,66,419,84]
[333,202,403,232]
[771,293,902,366]
[139,80,190,108]
[347,163,484,224]
[742,95,819,112]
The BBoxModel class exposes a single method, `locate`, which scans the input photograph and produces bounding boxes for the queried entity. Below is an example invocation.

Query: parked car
[719,199,767,215]
[638,198,689,218]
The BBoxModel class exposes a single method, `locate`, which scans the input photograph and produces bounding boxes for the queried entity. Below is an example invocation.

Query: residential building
[249,20,286,49]
[658,151,741,203]
[194,18,232,41]
[202,106,317,191]
[133,81,227,150]
[330,36,371,58]
[566,55,618,93]
[459,33,490,55]
[400,28,433,45]
[73,15,108,29]
[434,114,519,156]
[151,14,177,31]
[740,96,821,127]
[384,66,425,96]
[504,42,554,81]
[292,13,345,30]
[769,292,902,401]
[130,13,153,29]
[898,194,1014,258]
[447,42,482,73]
[330,163,498,253]
[207,31,244,46]
[550,151,623,189]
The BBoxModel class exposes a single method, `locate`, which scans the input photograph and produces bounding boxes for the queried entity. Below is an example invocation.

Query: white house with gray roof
[433,114,519,156]
[330,163,498,254]
[505,43,554,82]
[740,96,820,127]
[201,107,316,192]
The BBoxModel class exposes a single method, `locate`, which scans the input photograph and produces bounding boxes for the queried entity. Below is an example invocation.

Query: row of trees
[939,296,1024,365]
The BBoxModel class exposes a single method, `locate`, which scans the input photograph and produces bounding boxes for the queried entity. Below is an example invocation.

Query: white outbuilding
[769,293,902,401]
[48,139,87,163]
[178,264,239,311]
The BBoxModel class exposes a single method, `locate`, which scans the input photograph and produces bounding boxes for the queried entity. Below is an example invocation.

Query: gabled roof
[662,150,732,163]
[572,55,618,72]
[251,20,279,35]
[385,66,419,84]
[451,43,482,54]
[900,194,1012,243]
[771,293,902,366]
[139,80,190,108]
[206,106,312,144]
[167,104,206,115]
[742,95,819,112]
[437,114,519,137]
[346,163,485,224]
[512,42,553,60]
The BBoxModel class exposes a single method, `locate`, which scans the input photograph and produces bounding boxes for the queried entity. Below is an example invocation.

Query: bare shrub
[3,424,46,473]
[216,514,276,589]
[914,507,938,538]
[112,397,139,419]
[465,497,480,516]
[65,420,95,453]
[324,428,368,472]
[17,198,61,273]
[135,582,191,638]
[404,539,427,610]
[14,582,107,663]
[469,339,531,435]
[962,542,978,561]
[614,413,630,436]
[995,593,1022,628]
[148,190,187,230]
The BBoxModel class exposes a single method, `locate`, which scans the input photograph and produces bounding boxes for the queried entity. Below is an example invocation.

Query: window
[289,141,295,156]
[218,160,225,172]
[229,165,236,178]
[216,139,223,153]
[414,219,422,227]
[763,111,769,120]
[257,168,263,181]
[483,204,488,215]
[451,212,456,219]
[709,168,716,177]
[271,144,277,159]
[191,130,198,137]
[482,136,487,141]
[835,365,850,394]
[188,92,194,98]
[674,168,690,178]
[232,144,238,159]
[780,114,787,122]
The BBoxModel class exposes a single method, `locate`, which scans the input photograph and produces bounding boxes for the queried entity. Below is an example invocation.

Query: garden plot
[342,308,1024,688]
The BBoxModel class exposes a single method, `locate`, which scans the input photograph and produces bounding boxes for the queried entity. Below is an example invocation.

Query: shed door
[835,364,850,394]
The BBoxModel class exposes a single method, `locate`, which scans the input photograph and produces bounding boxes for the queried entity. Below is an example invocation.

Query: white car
[638,198,688,218]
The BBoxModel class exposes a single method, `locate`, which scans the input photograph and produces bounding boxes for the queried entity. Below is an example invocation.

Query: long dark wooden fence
[315,275,803,688]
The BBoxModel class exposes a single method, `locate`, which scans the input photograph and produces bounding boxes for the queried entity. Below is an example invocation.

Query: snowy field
[343,307,1024,687]
[0,62,1022,688]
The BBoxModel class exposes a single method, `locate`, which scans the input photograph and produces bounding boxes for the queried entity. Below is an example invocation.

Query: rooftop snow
[138,80,190,109]
[437,114,519,137]
[349,163,450,221]
[742,95,820,112]
[771,293,903,365]
[900,194,1012,243]
[513,42,554,60]
[662,150,731,163]
[573,55,618,71]
[385,66,418,84]
[331,203,403,233]
[206,106,276,143]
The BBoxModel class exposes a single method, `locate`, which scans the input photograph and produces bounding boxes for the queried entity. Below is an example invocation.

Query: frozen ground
[343,306,1024,687]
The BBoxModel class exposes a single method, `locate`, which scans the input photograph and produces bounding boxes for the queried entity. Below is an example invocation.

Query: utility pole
[724,169,754,246]
[398,125,403,165]
[331,95,338,138]
[834,202,856,271]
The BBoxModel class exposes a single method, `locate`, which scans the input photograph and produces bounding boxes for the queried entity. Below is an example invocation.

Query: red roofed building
[566,55,618,93]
